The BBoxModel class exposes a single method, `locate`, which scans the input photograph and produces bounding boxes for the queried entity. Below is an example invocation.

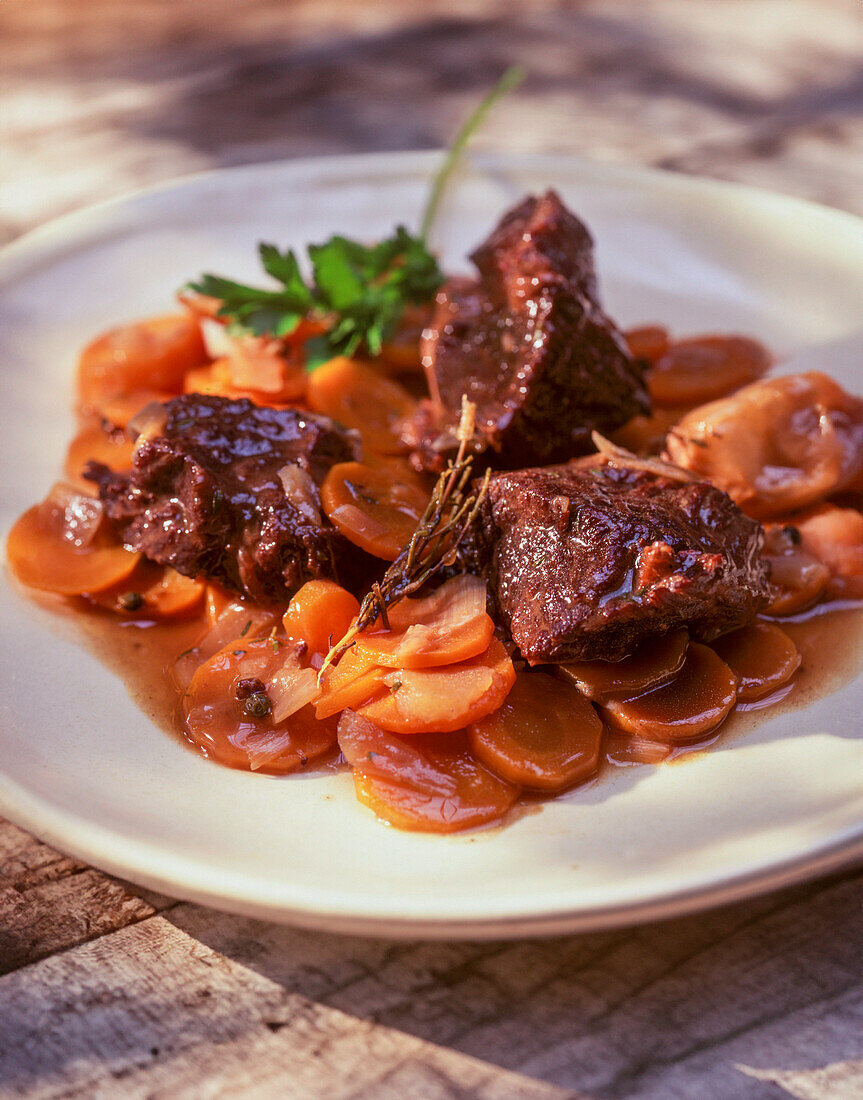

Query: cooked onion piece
[339,711,519,833]
[7,491,140,596]
[665,372,863,518]
[762,523,830,615]
[320,461,429,560]
[355,575,494,669]
[468,671,602,791]
[796,504,863,599]
[183,637,335,773]
[604,730,673,767]
[356,638,516,735]
[306,356,417,454]
[710,621,801,702]
[601,643,737,743]
[647,335,771,407]
[557,629,689,701]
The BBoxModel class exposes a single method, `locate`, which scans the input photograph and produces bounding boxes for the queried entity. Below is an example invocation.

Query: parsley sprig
[183,66,524,366]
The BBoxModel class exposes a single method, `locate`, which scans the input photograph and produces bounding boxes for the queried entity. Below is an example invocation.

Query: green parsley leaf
[181,66,524,366]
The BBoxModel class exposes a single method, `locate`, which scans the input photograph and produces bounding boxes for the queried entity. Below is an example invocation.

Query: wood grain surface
[1,1,862,1096]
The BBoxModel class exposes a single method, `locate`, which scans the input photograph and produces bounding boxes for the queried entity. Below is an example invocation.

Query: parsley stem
[420,65,526,243]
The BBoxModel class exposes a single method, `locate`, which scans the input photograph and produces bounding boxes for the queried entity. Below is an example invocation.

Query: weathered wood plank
[0,915,574,1100]
[162,869,863,1099]
[0,819,174,976]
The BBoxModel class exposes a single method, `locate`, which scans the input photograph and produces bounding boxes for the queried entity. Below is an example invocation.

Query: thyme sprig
[319,397,489,680]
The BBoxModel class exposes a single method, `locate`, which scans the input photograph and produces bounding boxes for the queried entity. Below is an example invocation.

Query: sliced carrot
[320,461,429,560]
[306,357,416,454]
[86,561,206,619]
[355,575,494,669]
[648,335,771,408]
[339,711,519,833]
[77,313,206,419]
[601,643,737,743]
[172,602,279,692]
[97,388,176,430]
[64,423,136,491]
[469,670,602,792]
[282,580,360,657]
[624,325,669,363]
[183,637,336,774]
[356,637,516,735]
[315,647,389,720]
[7,497,140,596]
[710,621,800,702]
[604,730,672,767]
[184,360,235,398]
[557,630,689,701]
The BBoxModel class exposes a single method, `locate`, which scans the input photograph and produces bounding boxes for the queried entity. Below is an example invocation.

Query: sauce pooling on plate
[7,190,863,833]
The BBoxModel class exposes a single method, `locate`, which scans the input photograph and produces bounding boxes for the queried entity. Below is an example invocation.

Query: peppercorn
[118,591,144,612]
[243,692,272,719]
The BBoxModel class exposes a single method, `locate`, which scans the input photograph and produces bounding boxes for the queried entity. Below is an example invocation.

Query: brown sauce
[28,584,863,806]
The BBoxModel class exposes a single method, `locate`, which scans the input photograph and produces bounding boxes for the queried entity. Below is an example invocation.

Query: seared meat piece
[86,394,364,605]
[467,457,769,663]
[404,191,648,471]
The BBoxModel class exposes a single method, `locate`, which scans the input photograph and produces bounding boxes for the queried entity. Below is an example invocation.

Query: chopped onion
[604,730,672,767]
[199,317,235,359]
[127,400,168,442]
[243,729,299,772]
[278,464,321,525]
[267,662,320,724]
[44,482,104,548]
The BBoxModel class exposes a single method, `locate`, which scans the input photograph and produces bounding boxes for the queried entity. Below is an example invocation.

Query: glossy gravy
[35,588,863,783]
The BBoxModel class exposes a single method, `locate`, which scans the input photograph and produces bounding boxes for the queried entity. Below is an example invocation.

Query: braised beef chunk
[86,394,363,605]
[404,191,648,471]
[468,458,769,663]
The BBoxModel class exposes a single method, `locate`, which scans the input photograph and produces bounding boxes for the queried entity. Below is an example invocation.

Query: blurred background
[3,0,863,246]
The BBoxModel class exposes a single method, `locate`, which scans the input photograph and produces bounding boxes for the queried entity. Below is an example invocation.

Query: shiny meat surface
[467,457,769,663]
[405,191,648,471]
[86,394,365,604]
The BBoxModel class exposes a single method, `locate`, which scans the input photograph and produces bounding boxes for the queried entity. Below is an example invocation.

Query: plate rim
[2,149,862,939]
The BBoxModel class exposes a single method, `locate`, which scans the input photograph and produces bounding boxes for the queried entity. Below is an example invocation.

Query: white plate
[1,153,862,939]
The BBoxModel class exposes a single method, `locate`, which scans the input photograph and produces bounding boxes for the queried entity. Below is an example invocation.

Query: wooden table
[2,2,862,1096]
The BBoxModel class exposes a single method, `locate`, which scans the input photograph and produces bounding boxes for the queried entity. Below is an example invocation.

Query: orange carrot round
[601,643,737,743]
[183,636,336,773]
[469,670,603,791]
[624,325,669,364]
[648,335,771,408]
[306,356,416,454]
[7,496,140,596]
[65,423,136,491]
[558,630,689,701]
[355,575,494,669]
[710,621,801,701]
[339,712,519,833]
[86,561,206,619]
[320,461,429,560]
[356,637,516,734]
[77,313,207,420]
[282,580,360,657]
